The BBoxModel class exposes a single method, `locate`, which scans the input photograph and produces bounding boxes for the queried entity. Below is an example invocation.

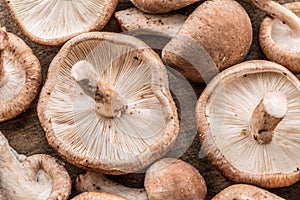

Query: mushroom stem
[75,171,148,200]
[71,60,125,118]
[248,0,300,37]
[249,91,287,144]
[0,27,8,83]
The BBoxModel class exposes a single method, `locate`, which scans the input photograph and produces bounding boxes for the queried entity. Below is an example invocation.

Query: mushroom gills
[0,134,52,200]
[208,72,300,174]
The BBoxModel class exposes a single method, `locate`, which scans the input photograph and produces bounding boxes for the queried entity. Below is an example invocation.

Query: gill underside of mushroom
[75,171,148,200]
[0,27,8,84]
[71,60,125,118]
[249,91,287,144]
[249,0,300,36]
[0,133,52,200]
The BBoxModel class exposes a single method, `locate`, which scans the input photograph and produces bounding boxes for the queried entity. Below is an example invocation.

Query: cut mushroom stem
[0,27,8,84]
[71,60,125,118]
[248,0,300,37]
[249,91,287,144]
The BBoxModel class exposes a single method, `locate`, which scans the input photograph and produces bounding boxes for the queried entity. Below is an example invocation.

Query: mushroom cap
[144,158,207,200]
[130,0,199,14]
[5,0,119,46]
[212,184,284,200]
[37,32,179,174]
[196,60,300,188]
[260,2,300,73]
[72,192,127,200]
[162,0,252,83]
[115,8,186,38]
[0,31,41,122]
[0,132,71,200]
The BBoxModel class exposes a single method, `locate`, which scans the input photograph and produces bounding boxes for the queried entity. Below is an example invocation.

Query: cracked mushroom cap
[196,60,300,188]
[0,131,71,200]
[260,2,300,73]
[37,32,179,174]
[72,192,127,200]
[130,0,199,14]
[212,184,284,200]
[0,27,41,122]
[162,0,252,83]
[144,158,207,200]
[5,0,119,46]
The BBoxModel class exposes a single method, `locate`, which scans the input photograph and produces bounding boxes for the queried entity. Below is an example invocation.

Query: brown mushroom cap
[196,60,300,188]
[260,2,300,73]
[5,0,118,46]
[212,184,284,200]
[115,8,186,38]
[0,28,41,122]
[144,158,207,200]
[72,192,127,200]
[0,131,71,200]
[37,32,179,174]
[130,0,199,14]
[162,0,252,83]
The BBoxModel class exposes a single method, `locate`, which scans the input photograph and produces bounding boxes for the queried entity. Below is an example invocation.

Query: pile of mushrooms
[196,60,300,188]
[0,131,71,199]
[75,158,207,200]
[37,32,179,174]
[0,27,41,122]
[2,0,300,199]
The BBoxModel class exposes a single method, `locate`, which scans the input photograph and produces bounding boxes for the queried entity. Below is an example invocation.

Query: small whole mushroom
[75,158,207,200]
[0,27,41,122]
[196,60,300,188]
[162,0,252,83]
[130,0,200,14]
[0,131,71,200]
[245,0,300,73]
[72,192,127,200]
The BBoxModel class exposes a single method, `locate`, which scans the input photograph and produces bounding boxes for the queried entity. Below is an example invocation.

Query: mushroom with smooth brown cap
[37,32,179,174]
[130,0,200,14]
[196,60,300,188]
[5,0,119,46]
[162,0,252,83]
[72,192,127,200]
[115,8,186,38]
[0,27,41,122]
[0,131,71,200]
[246,0,300,73]
[75,158,207,200]
[212,184,284,200]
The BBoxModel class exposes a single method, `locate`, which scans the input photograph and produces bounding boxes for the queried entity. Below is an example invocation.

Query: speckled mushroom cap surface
[162,0,252,83]
[0,29,41,122]
[260,2,300,73]
[196,60,300,188]
[212,184,284,200]
[5,0,119,46]
[130,0,199,14]
[72,192,127,200]
[37,32,179,175]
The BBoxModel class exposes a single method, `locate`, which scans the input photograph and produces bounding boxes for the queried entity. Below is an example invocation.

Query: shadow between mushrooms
[0,27,41,122]
[37,32,179,174]
[5,0,119,46]
[0,131,71,200]
[196,60,300,188]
